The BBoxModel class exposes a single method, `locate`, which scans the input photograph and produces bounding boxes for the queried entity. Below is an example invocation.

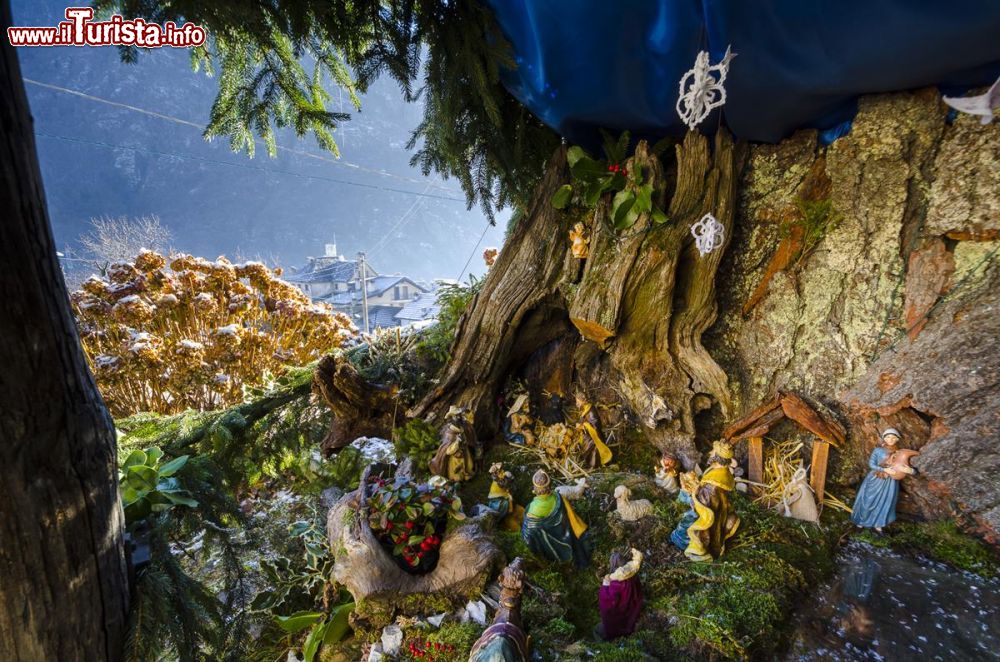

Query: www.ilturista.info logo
[7,8,206,48]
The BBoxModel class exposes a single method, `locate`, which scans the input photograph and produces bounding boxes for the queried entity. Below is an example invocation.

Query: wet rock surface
[787,541,1000,660]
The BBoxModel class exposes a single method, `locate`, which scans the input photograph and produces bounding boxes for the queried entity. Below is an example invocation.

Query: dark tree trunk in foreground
[0,2,129,658]
[413,132,744,464]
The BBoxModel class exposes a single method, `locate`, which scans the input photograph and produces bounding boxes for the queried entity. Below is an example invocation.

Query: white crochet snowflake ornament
[676,45,736,130]
[690,213,725,256]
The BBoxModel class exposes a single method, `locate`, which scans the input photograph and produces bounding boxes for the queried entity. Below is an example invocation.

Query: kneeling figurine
[599,548,644,640]
[522,469,593,568]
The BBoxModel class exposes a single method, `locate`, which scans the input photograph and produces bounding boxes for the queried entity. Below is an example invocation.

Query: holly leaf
[634,183,653,214]
[612,190,636,229]
[551,184,573,209]
[566,145,587,168]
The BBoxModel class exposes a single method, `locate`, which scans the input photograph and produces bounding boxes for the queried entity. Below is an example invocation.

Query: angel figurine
[569,222,590,259]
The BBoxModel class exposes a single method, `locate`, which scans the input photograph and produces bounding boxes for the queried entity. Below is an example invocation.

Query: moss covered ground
[853,520,999,578]
[446,441,851,661]
[117,369,996,661]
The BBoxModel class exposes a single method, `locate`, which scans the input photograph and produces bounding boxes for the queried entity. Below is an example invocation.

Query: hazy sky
[12,0,508,282]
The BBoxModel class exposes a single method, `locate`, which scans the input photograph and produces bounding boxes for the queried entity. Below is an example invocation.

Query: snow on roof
[395,291,441,321]
[368,306,401,331]
[284,259,359,284]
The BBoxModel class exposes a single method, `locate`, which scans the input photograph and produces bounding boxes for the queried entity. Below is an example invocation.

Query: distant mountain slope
[11,0,505,280]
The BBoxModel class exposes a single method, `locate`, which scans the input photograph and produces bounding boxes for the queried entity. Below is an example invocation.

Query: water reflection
[788,541,1000,661]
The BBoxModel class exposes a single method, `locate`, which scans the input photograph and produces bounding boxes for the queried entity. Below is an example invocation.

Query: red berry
[405,521,414,529]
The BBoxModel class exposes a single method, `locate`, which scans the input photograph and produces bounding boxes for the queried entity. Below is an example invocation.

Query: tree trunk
[0,3,129,658]
[413,132,743,464]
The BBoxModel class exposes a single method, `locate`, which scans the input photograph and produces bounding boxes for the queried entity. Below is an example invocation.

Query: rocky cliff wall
[708,88,999,541]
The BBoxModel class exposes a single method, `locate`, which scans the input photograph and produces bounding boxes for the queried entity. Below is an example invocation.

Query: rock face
[843,261,999,542]
[326,489,502,613]
[710,88,1000,541]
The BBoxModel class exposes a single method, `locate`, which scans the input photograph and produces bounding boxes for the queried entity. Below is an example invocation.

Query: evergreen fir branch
[96,0,559,218]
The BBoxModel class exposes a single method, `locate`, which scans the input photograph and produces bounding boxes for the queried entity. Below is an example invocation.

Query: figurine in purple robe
[598,548,643,640]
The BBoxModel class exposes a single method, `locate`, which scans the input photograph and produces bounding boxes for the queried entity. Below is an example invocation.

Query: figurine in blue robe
[851,428,917,531]
[670,471,700,551]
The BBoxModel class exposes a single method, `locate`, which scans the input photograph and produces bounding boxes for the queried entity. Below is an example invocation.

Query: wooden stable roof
[723,391,846,447]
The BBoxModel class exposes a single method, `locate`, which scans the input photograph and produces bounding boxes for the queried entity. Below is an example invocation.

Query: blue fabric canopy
[484,0,1000,145]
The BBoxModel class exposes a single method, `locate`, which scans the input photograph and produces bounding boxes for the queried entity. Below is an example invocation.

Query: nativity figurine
[504,394,538,447]
[469,557,529,662]
[522,469,593,568]
[654,453,681,493]
[474,462,526,532]
[569,222,590,259]
[851,428,918,532]
[670,471,700,551]
[598,548,644,640]
[780,466,818,523]
[682,440,740,562]
[575,392,613,469]
[429,406,477,482]
[613,485,653,522]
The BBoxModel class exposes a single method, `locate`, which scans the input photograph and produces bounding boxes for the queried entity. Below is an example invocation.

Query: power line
[456,220,493,282]
[22,77,462,195]
[34,132,467,202]
[366,184,430,262]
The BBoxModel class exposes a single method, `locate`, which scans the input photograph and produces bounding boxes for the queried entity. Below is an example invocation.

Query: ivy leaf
[121,449,147,470]
[124,465,159,492]
[651,207,670,225]
[324,602,355,644]
[551,184,573,209]
[276,610,324,633]
[157,455,188,477]
[160,491,198,508]
[303,619,329,662]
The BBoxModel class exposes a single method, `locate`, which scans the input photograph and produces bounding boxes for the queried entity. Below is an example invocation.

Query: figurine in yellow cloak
[575,393,613,469]
[429,406,476,482]
[522,469,593,568]
[484,462,526,532]
[685,440,740,562]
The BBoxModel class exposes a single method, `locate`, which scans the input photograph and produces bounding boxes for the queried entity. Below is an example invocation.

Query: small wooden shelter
[722,391,846,504]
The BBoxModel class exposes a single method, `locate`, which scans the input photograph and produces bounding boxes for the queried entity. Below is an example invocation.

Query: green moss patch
[854,520,999,578]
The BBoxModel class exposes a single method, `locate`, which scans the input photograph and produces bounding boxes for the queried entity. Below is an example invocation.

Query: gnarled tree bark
[413,132,743,463]
[0,2,129,657]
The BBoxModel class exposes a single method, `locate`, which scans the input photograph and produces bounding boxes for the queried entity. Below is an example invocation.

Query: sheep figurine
[555,477,588,500]
[613,485,654,522]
